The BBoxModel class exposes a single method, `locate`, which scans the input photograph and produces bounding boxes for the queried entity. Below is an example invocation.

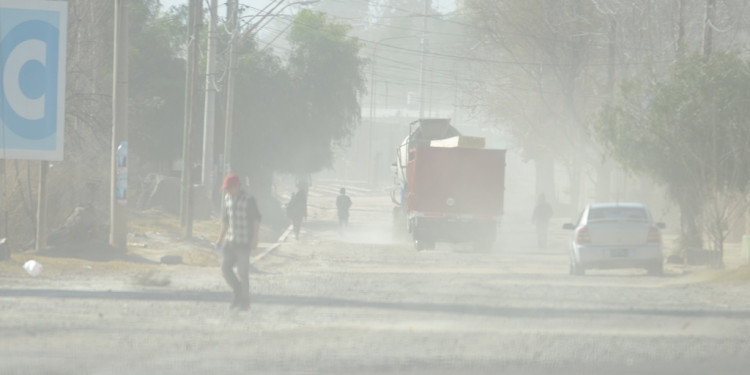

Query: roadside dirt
[0,207,282,284]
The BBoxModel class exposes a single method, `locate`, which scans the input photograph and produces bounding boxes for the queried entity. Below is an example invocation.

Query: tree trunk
[535,154,556,209]
[678,197,702,251]
[568,164,582,217]
[595,163,611,202]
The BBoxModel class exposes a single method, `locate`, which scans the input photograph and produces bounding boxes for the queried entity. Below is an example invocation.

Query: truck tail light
[647,226,662,243]
[576,226,590,244]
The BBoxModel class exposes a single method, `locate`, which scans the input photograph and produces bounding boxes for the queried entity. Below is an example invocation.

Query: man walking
[336,187,352,234]
[286,186,307,240]
[531,194,553,248]
[216,174,262,311]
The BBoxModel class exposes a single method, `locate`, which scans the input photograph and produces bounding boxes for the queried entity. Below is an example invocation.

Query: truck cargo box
[407,146,505,217]
[429,136,486,149]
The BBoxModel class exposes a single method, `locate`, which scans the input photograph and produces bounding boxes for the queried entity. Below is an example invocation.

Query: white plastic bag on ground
[23,260,43,277]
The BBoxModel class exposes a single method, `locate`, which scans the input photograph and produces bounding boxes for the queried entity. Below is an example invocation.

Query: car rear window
[588,207,648,222]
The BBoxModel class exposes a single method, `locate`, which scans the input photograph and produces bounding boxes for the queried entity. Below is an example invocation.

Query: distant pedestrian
[531,194,553,248]
[286,186,307,239]
[336,187,352,234]
[216,174,262,311]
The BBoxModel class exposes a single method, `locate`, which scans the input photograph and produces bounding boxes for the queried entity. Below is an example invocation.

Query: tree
[284,9,366,173]
[228,9,365,183]
[593,52,750,262]
[128,0,187,169]
[464,0,609,211]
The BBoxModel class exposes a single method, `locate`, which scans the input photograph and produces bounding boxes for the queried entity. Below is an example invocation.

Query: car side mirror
[656,222,666,229]
[562,223,575,230]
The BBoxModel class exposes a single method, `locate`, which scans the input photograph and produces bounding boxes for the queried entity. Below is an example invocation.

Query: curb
[251,225,292,264]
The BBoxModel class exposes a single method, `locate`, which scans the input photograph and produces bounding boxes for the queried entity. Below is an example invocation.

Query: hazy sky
[159,0,457,16]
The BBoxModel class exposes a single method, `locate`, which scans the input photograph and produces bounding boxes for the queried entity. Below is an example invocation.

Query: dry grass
[0,208,226,276]
[131,270,171,287]
[692,266,750,283]
[128,208,220,239]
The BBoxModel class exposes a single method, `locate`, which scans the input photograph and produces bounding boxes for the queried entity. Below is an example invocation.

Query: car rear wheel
[569,257,585,276]
[647,261,663,276]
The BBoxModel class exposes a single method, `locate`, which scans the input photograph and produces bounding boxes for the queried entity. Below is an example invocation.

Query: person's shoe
[229,296,240,309]
[236,299,250,311]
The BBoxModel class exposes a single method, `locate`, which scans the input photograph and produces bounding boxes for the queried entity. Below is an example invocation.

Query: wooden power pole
[180,0,202,237]
[202,0,218,200]
[110,0,129,250]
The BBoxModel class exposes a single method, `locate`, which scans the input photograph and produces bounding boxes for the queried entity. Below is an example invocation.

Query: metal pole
[223,0,238,178]
[110,0,129,250]
[368,46,376,185]
[202,0,218,201]
[35,161,48,250]
[181,0,202,237]
[180,0,195,227]
[418,0,430,119]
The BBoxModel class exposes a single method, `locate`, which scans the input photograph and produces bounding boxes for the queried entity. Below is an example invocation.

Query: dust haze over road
[2,170,750,374]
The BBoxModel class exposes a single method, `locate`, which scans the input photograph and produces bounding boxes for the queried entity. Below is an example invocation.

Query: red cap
[222,174,240,190]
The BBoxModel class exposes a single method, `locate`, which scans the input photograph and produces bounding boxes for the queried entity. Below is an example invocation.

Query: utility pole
[368,46,376,185]
[110,0,129,250]
[703,0,716,58]
[418,0,430,119]
[223,0,239,179]
[202,0,218,200]
[35,161,48,250]
[180,0,202,237]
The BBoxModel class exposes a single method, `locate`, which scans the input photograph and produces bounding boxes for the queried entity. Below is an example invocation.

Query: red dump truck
[392,119,506,250]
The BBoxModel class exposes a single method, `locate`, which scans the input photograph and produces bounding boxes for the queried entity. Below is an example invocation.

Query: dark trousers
[535,221,549,248]
[221,242,250,306]
[338,214,349,233]
[291,216,302,239]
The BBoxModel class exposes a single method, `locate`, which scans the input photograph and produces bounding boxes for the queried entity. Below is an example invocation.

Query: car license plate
[610,248,629,257]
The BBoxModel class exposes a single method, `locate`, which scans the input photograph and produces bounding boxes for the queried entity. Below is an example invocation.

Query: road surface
[1,183,749,375]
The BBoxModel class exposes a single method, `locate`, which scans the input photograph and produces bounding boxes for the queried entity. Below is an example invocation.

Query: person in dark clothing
[286,187,307,240]
[336,187,352,234]
[531,194,553,248]
[216,174,262,311]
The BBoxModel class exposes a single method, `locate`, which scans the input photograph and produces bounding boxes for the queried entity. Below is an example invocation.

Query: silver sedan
[562,202,665,276]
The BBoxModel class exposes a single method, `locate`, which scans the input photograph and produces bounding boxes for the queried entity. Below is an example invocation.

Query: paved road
[1,187,749,375]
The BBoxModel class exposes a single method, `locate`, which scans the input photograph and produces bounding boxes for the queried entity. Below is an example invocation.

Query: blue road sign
[0,0,67,161]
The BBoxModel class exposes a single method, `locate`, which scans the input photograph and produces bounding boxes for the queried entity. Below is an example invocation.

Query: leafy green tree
[464,0,608,210]
[129,1,187,169]
[284,9,366,173]
[229,9,365,181]
[594,52,750,260]
[229,39,294,187]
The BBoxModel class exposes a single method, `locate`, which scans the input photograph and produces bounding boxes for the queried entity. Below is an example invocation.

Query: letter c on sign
[1,20,59,140]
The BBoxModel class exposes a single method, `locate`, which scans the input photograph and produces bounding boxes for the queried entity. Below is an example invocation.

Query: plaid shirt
[223,190,261,245]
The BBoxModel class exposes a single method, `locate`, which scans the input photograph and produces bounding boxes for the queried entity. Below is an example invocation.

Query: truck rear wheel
[414,238,435,251]
[392,207,408,241]
[473,239,493,252]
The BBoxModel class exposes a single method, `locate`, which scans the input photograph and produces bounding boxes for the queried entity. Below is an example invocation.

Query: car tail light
[648,226,661,243]
[576,226,590,244]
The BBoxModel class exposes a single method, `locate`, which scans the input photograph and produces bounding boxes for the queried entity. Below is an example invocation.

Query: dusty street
[1,182,750,375]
